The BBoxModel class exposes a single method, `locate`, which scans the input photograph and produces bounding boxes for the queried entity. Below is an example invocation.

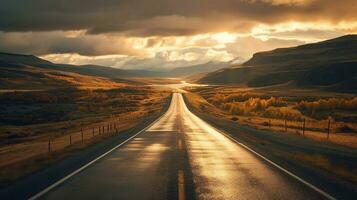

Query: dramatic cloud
[0,31,146,56]
[247,0,313,6]
[0,0,356,68]
[1,0,356,35]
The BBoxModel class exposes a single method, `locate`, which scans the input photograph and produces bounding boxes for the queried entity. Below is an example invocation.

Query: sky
[0,0,356,69]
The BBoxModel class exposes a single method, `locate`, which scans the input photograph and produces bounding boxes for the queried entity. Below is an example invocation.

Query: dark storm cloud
[0,0,356,36]
[0,31,141,56]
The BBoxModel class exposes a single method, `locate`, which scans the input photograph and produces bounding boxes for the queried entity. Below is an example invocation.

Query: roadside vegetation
[203,89,357,122]
[184,86,357,148]
[0,86,170,185]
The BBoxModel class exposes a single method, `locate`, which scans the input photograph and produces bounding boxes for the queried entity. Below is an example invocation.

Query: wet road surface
[39,93,328,200]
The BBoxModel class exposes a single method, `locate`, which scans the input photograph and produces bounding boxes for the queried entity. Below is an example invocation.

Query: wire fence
[243,116,357,141]
[48,119,122,153]
[0,113,152,168]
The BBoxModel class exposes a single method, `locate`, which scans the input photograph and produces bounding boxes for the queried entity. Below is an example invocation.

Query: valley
[1,35,356,199]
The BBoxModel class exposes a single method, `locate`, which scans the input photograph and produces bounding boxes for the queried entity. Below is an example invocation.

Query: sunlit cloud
[0,0,356,69]
[211,32,238,44]
[247,0,314,6]
[251,21,357,42]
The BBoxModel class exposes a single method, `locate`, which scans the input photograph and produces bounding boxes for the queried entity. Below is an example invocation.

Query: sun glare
[211,32,237,43]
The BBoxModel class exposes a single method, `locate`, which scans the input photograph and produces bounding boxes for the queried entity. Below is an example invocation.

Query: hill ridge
[200,34,357,93]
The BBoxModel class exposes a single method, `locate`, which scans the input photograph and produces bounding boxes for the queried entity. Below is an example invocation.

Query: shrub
[297,97,357,116]
[263,106,303,120]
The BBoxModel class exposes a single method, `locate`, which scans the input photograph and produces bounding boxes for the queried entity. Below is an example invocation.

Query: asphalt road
[35,93,330,199]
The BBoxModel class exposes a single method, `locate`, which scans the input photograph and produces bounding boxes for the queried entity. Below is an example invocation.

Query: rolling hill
[0,52,135,89]
[0,52,230,89]
[0,52,145,78]
[199,35,357,92]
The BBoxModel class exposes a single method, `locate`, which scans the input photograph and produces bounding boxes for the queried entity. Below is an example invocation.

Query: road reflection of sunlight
[176,93,305,199]
[148,81,208,93]
[147,93,178,131]
[147,143,169,151]
[41,92,323,200]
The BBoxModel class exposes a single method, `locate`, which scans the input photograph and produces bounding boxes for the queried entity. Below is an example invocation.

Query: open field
[0,86,170,185]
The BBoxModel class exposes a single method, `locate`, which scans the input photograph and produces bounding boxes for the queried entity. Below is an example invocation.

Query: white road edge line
[28,101,170,200]
[205,121,337,200]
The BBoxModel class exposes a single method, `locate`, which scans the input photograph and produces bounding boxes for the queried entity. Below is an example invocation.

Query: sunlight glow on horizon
[38,20,357,69]
[1,0,357,69]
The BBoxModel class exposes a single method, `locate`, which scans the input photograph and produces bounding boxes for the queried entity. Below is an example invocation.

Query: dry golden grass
[184,89,357,148]
[0,117,136,166]
[239,116,357,148]
[0,118,137,184]
[46,72,125,89]
[0,66,128,90]
[0,87,170,185]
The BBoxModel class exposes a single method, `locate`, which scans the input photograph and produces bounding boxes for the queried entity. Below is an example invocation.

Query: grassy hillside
[0,52,137,78]
[244,35,357,67]
[0,65,126,90]
[199,35,357,92]
[0,52,142,89]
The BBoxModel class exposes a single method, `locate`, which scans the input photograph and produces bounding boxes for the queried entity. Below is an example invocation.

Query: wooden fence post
[69,135,72,145]
[81,127,84,143]
[327,119,331,140]
[92,128,95,137]
[48,138,51,153]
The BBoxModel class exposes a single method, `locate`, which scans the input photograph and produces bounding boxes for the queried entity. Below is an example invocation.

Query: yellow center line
[178,170,185,200]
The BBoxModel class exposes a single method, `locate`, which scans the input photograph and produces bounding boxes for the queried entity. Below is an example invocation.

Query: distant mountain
[0,52,148,78]
[0,52,229,81]
[168,61,229,77]
[199,35,357,92]
[0,52,144,89]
